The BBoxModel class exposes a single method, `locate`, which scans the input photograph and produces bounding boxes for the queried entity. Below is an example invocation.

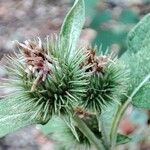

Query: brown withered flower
[83,48,110,73]
[15,38,53,92]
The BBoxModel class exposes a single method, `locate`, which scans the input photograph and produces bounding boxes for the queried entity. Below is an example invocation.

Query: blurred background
[0,0,150,149]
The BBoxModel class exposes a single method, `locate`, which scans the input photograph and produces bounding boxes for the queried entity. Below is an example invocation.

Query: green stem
[73,114,105,150]
[110,74,150,149]
[110,100,130,149]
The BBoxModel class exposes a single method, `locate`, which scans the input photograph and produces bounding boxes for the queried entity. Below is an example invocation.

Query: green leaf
[40,117,79,149]
[127,13,150,53]
[0,111,36,137]
[41,116,79,141]
[60,0,85,53]
[121,13,150,108]
[99,103,119,147]
[0,95,37,137]
[116,133,131,145]
[0,95,32,116]
[41,115,131,147]
[40,117,68,135]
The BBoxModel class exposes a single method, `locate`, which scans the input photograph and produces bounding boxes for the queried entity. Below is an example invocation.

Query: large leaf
[0,95,37,137]
[0,111,36,137]
[0,95,33,116]
[40,117,81,150]
[41,115,131,147]
[127,13,150,53]
[121,13,150,108]
[59,0,85,54]
[99,103,118,147]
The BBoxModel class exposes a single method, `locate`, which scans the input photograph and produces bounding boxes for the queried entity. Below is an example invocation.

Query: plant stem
[110,74,150,149]
[73,114,105,150]
[110,100,130,149]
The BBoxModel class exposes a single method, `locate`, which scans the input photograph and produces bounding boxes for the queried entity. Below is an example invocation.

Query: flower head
[82,48,110,73]
[16,38,53,91]
[80,47,129,113]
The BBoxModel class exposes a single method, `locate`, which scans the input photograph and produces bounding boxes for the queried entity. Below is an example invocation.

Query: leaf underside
[59,0,85,54]
[0,95,37,137]
[40,116,131,149]
[121,13,150,108]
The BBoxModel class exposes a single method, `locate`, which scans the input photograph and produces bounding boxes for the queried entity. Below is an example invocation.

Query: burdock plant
[0,0,150,150]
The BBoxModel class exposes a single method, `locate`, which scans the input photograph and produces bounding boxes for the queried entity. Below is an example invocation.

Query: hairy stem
[73,114,105,150]
[110,74,150,149]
